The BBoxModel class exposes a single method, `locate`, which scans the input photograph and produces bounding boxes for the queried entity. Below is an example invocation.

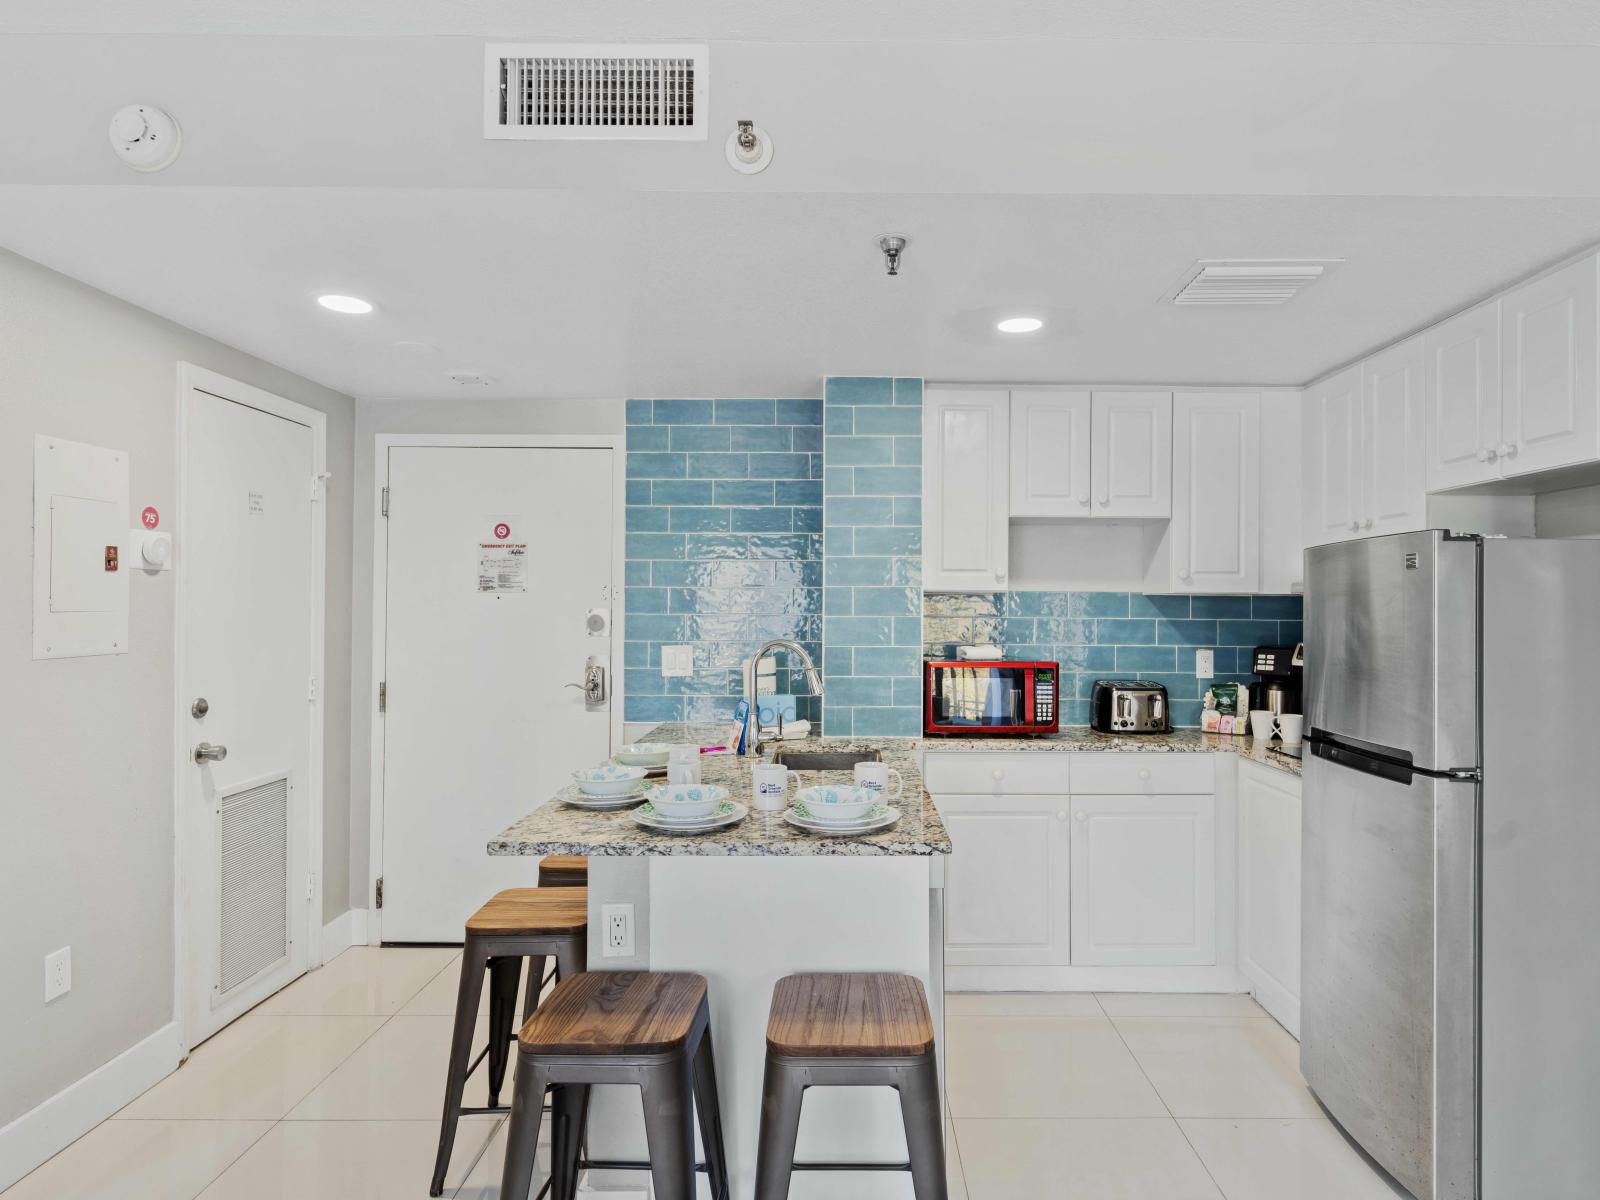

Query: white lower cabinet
[938,793,1071,967]
[1068,794,1217,966]
[1236,761,1302,1036]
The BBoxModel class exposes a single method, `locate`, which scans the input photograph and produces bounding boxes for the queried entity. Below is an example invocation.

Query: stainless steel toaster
[1090,680,1170,733]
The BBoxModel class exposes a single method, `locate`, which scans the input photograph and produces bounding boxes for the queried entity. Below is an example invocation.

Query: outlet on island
[602,903,634,958]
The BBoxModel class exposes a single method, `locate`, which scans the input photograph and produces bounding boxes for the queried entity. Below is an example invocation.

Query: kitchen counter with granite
[489,722,951,857]
[921,726,1303,777]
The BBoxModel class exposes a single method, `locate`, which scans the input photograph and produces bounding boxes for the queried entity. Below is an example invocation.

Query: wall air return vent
[1167,259,1341,306]
[485,43,708,140]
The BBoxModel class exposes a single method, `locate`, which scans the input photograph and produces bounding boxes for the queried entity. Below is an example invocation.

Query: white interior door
[381,446,614,942]
[183,375,319,1046]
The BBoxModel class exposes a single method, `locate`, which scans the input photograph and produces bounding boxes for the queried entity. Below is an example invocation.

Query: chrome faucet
[741,638,824,755]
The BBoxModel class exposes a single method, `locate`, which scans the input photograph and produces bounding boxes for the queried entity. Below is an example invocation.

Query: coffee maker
[1248,643,1303,716]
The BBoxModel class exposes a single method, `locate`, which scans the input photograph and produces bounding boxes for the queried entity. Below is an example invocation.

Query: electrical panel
[33,436,129,658]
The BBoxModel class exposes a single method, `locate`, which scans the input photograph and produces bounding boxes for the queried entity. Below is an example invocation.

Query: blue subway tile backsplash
[624,398,823,725]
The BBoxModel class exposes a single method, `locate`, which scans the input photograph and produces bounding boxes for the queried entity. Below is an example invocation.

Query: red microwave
[923,660,1060,736]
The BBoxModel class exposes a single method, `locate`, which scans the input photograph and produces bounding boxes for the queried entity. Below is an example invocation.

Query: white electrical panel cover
[34,435,130,658]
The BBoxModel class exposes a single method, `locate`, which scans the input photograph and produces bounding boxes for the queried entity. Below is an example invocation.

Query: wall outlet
[44,946,71,1002]
[661,645,693,678]
[601,903,634,958]
[1195,649,1215,680]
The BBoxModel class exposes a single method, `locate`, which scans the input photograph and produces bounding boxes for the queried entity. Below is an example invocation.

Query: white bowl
[613,742,673,768]
[644,782,729,820]
[794,784,879,823]
[571,763,648,796]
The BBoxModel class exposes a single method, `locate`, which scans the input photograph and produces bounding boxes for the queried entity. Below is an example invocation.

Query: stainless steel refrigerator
[1303,530,1600,1200]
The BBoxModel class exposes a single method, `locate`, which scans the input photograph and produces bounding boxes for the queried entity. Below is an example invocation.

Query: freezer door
[1304,530,1478,772]
[1301,744,1478,1200]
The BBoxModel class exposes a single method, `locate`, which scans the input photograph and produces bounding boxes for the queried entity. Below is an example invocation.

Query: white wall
[1536,485,1600,538]
[349,397,624,915]
[0,248,355,1128]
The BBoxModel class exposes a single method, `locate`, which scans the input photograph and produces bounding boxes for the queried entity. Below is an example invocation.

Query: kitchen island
[491,722,951,1198]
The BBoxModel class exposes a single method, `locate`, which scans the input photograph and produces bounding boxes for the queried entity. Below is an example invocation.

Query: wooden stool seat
[465,887,588,935]
[766,973,934,1059]
[520,971,708,1056]
[538,854,588,887]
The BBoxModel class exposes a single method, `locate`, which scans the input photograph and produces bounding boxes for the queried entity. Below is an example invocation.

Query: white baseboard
[0,1021,182,1192]
[944,963,1249,993]
[321,908,369,960]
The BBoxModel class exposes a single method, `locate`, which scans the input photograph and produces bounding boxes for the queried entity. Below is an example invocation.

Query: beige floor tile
[115,1015,385,1121]
[946,1016,1166,1119]
[1096,992,1265,1019]
[1178,1118,1409,1200]
[286,1013,496,1121]
[947,992,1104,1018]
[946,1119,970,1200]
[956,1118,1223,1199]
[3,1119,271,1200]
[1112,1017,1322,1118]
[256,947,459,1016]
[454,1119,559,1200]
[195,1118,501,1199]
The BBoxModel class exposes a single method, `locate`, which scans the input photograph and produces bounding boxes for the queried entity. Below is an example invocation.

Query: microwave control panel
[1035,668,1055,722]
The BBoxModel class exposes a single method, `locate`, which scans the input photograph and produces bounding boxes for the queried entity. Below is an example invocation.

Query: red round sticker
[141,506,160,529]
[493,522,511,539]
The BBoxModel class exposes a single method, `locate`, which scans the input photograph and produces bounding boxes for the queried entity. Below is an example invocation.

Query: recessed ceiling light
[996,316,1043,334]
[317,294,373,315]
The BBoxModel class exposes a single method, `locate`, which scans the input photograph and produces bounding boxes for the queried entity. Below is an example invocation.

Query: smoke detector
[108,105,182,172]
[446,371,495,387]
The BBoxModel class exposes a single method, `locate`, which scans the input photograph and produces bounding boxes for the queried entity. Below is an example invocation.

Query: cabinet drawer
[1068,753,1213,795]
[921,752,1068,796]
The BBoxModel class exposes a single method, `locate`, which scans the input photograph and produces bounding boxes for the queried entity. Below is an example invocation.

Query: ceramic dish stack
[632,783,746,834]
[613,742,673,776]
[566,762,649,810]
[783,784,901,836]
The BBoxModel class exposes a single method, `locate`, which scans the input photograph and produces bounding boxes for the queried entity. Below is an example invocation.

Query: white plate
[562,790,647,811]
[632,800,747,834]
[784,802,900,836]
[613,742,674,767]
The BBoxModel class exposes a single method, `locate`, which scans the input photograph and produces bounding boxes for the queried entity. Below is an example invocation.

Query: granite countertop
[489,722,952,858]
[921,726,1303,777]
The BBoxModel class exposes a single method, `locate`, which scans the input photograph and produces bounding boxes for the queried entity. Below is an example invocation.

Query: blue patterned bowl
[644,782,730,820]
[572,763,648,796]
[794,784,878,822]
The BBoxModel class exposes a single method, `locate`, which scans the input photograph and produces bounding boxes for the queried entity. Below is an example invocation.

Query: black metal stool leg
[522,954,548,1022]
[551,1082,590,1200]
[500,1056,551,1200]
[692,1027,732,1200]
[753,1056,804,1200]
[486,956,522,1107]
[639,1054,698,1200]
[898,1054,950,1200]
[431,938,488,1196]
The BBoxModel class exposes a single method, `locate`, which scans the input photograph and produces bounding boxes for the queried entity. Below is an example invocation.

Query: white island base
[575,854,945,1199]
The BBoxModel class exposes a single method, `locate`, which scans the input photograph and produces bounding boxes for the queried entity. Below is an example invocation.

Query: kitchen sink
[770,748,882,771]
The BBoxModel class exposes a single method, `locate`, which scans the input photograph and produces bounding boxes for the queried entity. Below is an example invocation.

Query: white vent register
[1168,259,1340,306]
[485,43,707,140]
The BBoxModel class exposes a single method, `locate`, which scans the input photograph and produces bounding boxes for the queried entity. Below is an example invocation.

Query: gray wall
[348,396,624,914]
[0,248,355,1125]
[1536,484,1600,538]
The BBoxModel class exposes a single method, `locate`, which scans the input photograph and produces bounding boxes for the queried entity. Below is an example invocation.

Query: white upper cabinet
[1303,365,1363,546]
[1091,391,1173,518]
[1167,391,1261,593]
[1361,334,1428,537]
[923,387,1010,592]
[1425,301,1503,492]
[1501,254,1599,478]
[1010,389,1092,517]
[1259,390,1304,594]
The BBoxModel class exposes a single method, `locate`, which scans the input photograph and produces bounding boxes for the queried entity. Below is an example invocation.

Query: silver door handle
[194,742,227,764]
[565,659,608,705]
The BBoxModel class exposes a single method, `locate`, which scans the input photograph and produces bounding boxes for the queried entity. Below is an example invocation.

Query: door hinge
[375,877,384,909]
[378,681,386,713]
[306,871,316,900]
[311,472,330,502]
[308,675,319,702]
[380,486,389,518]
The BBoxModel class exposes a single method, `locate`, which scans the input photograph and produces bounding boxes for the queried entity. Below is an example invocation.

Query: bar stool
[501,971,731,1200]
[538,854,588,888]
[754,973,947,1200]
[429,887,588,1196]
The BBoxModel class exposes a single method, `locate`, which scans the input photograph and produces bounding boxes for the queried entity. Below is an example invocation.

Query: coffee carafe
[1247,643,1303,716]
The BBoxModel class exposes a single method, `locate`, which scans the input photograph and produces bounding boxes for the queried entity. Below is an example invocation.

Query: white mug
[668,745,700,766]
[1274,713,1305,746]
[750,763,800,813]
[1249,709,1277,739]
[854,761,904,799]
[667,762,702,785]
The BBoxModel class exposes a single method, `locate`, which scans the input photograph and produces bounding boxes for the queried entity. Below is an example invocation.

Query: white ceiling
[2,14,1599,401]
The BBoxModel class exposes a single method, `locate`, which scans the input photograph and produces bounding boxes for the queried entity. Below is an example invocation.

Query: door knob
[193,742,227,764]
[565,658,608,705]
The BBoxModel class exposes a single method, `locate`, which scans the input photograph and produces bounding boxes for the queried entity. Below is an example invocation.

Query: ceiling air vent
[485,43,708,141]
[1167,259,1341,306]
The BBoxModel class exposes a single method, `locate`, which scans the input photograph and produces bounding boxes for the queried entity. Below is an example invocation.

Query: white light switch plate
[661,645,693,678]
[1195,649,1214,680]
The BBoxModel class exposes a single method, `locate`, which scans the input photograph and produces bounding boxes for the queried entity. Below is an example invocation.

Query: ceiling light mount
[997,316,1044,334]
[108,105,182,173]
[317,294,374,315]
[877,234,909,277]
[725,119,774,174]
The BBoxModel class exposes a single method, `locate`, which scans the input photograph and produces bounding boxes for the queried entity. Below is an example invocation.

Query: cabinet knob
[991,768,1005,781]
[1477,447,1496,463]
[1497,442,1517,459]
[1348,520,1360,532]
[1363,518,1374,530]
[1078,494,1091,506]
[1057,810,1068,821]
[1137,768,1151,781]
[994,567,1007,580]
[1097,493,1109,507]
[1074,811,1086,822]
[1178,568,1192,582]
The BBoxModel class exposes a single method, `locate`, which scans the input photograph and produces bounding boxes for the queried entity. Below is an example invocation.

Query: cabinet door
[1362,335,1428,537]
[938,794,1071,967]
[1425,301,1503,491]
[1260,390,1305,595]
[1237,764,1302,1037]
[1302,366,1362,546]
[923,388,1009,592]
[1501,254,1599,477]
[1010,389,1092,517]
[1171,391,1260,593]
[1091,391,1172,518]
[1069,794,1216,966]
